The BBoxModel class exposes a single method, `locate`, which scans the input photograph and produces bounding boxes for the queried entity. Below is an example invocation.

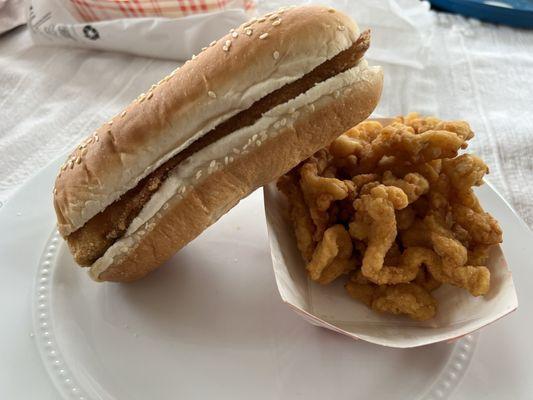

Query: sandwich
[53,5,383,282]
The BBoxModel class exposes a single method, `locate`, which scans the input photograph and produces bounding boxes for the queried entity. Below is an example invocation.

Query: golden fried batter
[279,114,502,320]
[452,204,503,245]
[371,283,437,321]
[346,274,437,321]
[349,185,407,282]
[443,154,488,190]
[415,266,442,292]
[300,159,350,242]
[382,171,429,203]
[277,175,316,262]
[307,225,355,284]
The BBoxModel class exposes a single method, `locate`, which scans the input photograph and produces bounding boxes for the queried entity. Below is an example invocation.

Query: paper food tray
[263,119,518,348]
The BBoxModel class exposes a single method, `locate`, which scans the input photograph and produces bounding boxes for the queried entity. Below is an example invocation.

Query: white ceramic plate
[1,155,533,400]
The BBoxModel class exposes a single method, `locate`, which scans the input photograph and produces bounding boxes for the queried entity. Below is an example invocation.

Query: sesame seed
[328,8,335,13]
[272,19,281,26]
[53,188,57,195]
[78,144,84,150]
[94,134,99,142]
[243,18,256,28]
[281,118,287,126]
[108,120,113,126]
[269,14,278,20]
[202,46,207,51]
[260,132,267,140]
[273,121,281,129]
[230,28,235,33]
[222,46,229,52]
[245,29,253,36]
[338,25,345,31]
[69,160,74,169]
[210,160,216,168]
[231,31,238,38]
[259,32,269,39]
[195,170,202,180]
[147,92,153,99]
[334,90,341,98]
[75,157,81,164]
[151,84,157,90]
[256,140,262,146]
[258,17,266,23]
[192,54,196,60]
[179,186,186,194]
[81,149,88,156]
[229,156,234,162]
[224,156,229,165]
[252,134,258,141]
[288,107,296,114]
[225,39,232,46]
[273,51,280,60]
[208,91,217,99]
[121,110,126,117]
[210,40,217,46]
[61,164,67,171]
[265,12,273,17]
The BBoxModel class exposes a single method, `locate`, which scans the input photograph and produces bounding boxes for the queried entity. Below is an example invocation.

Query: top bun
[53,5,361,236]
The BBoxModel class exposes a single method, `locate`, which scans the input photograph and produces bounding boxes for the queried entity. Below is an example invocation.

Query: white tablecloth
[1,0,532,228]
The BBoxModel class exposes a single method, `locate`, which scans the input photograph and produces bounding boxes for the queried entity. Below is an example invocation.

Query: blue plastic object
[429,0,533,28]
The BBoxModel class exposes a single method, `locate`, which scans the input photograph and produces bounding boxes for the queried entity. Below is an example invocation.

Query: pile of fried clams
[278,113,502,320]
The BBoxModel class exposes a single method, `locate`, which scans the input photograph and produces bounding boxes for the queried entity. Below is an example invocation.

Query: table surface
[1,0,533,398]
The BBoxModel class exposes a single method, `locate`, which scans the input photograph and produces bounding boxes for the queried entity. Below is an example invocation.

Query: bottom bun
[90,66,383,282]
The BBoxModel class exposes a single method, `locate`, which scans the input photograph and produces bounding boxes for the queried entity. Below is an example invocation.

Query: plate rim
[33,228,478,400]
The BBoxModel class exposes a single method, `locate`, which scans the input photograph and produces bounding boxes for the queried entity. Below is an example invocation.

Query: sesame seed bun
[92,63,383,282]
[54,5,361,236]
[52,5,383,282]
